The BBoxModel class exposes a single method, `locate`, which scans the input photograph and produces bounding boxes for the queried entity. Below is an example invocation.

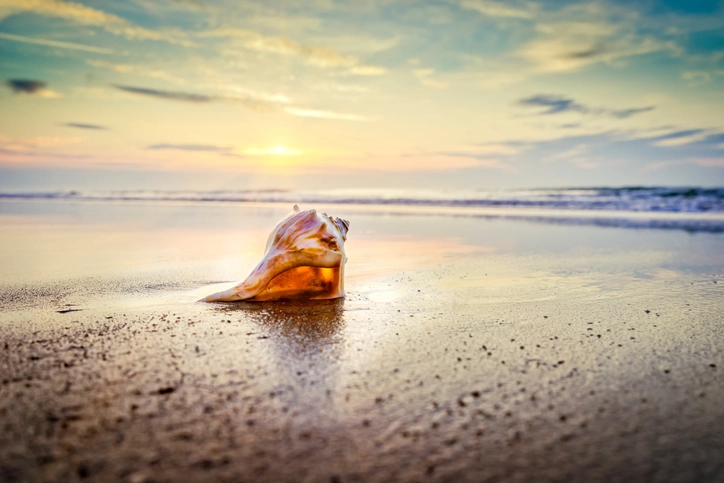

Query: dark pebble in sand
[76,464,90,478]
[157,387,175,395]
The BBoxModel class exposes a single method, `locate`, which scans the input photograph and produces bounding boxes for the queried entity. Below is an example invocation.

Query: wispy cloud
[519,95,588,115]
[6,79,61,98]
[115,85,212,103]
[515,3,674,73]
[0,134,81,161]
[63,123,107,130]
[443,143,525,157]
[610,106,655,119]
[545,143,597,168]
[652,130,713,147]
[147,144,230,152]
[518,94,655,119]
[116,84,281,110]
[0,0,192,45]
[198,26,388,75]
[114,84,287,112]
[203,27,355,67]
[115,84,367,120]
[415,151,516,172]
[693,158,724,167]
[344,65,386,76]
[413,68,448,89]
[215,85,290,104]
[284,107,369,121]
[0,32,115,54]
[682,70,724,86]
[459,0,537,19]
[86,59,185,84]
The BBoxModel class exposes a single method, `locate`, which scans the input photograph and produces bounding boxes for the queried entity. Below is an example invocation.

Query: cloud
[115,85,212,102]
[284,108,369,121]
[651,130,712,147]
[115,84,283,111]
[313,83,369,94]
[609,106,655,119]
[64,123,107,130]
[115,84,367,120]
[0,134,82,163]
[420,145,520,172]
[0,32,115,54]
[459,0,537,19]
[0,0,192,46]
[518,95,588,114]
[199,27,366,69]
[693,158,724,167]
[444,143,525,157]
[478,128,724,182]
[413,68,448,89]
[681,70,724,87]
[545,143,593,168]
[146,143,306,158]
[215,85,290,104]
[682,71,711,85]
[3,2,387,74]
[7,79,46,94]
[86,60,185,84]
[516,4,673,73]
[345,65,387,76]
[147,144,229,152]
[6,79,61,98]
[422,152,516,172]
[518,94,655,119]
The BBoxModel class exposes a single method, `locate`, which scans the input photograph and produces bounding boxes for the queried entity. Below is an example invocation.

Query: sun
[270,145,295,156]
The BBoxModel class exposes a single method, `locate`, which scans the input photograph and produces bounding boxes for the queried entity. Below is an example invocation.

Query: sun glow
[244,145,302,156]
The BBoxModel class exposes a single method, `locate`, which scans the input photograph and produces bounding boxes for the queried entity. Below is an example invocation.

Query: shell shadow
[215,298,346,355]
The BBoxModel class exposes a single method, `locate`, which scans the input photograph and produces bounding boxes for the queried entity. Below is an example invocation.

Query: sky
[0,0,723,191]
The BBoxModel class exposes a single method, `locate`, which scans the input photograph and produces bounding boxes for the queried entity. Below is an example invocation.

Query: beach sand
[1,200,723,482]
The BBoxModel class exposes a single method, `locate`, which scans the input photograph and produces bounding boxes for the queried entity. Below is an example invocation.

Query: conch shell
[204,205,349,302]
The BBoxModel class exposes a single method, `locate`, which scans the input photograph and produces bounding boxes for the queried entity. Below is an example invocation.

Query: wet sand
[1,200,723,482]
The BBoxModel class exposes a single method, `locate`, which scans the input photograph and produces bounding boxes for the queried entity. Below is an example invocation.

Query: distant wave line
[2,187,724,214]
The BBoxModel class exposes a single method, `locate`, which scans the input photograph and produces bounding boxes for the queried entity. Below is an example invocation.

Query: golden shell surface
[204,205,349,302]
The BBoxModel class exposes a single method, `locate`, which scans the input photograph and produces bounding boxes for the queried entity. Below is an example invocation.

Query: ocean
[2,186,723,212]
[2,186,724,233]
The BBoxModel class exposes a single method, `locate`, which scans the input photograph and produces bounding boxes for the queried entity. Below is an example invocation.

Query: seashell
[204,205,349,302]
